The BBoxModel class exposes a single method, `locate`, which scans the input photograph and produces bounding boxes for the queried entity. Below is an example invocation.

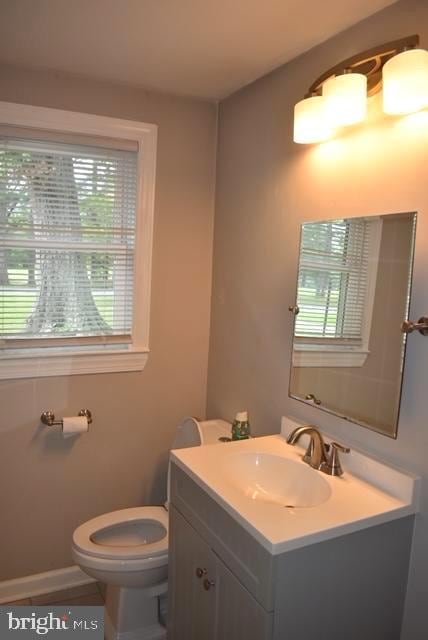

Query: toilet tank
[165,417,231,510]
[172,417,231,449]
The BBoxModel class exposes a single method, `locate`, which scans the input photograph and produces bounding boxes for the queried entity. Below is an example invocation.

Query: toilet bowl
[72,417,230,640]
[72,506,169,640]
[72,506,169,588]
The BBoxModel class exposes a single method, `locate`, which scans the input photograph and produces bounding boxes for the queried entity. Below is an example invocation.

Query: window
[0,102,157,379]
[292,217,382,367]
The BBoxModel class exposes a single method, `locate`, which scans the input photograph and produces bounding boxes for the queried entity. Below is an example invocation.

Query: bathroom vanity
[167,421,418,640]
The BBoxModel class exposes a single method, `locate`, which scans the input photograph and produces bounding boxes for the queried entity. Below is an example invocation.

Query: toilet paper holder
[41,409,92,428]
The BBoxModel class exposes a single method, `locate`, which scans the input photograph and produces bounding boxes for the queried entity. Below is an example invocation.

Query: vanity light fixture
[383,48,428,114]
[322,71,367,127]
[293,94,333,144]
[293,34,427,144]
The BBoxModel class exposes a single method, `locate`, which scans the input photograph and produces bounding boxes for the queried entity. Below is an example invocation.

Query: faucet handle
[331,442,350,454]
[326,442,350,476]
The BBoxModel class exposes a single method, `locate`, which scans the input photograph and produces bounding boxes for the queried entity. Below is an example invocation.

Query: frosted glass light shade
[323,73,367,126]
[383,49,428,115]
[293,96,333,144]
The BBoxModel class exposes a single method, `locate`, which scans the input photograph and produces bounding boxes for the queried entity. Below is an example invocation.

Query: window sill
[0,348,149,380]
[292,348,369,368]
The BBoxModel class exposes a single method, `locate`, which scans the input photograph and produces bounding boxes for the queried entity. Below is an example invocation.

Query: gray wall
[0,65,217,580]
[207,0,428,637]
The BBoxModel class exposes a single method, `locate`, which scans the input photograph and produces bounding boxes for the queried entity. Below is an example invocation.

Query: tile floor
[5,582,105,606]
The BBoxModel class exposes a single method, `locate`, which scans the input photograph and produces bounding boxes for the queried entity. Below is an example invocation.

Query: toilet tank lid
[171,416,231,450]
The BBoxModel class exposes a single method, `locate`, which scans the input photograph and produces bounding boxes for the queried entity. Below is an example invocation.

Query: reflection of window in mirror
[289,211,417,437]
[293,217,382,367]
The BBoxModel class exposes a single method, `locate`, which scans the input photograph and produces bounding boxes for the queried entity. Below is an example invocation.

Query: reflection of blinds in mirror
[295,219,373,343]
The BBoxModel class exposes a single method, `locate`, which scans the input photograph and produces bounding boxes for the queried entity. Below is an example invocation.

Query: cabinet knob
[196,567,207,579]
[203,578,215,591]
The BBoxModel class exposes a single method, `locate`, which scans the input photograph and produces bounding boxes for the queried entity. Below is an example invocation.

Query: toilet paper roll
[62,416,89,439]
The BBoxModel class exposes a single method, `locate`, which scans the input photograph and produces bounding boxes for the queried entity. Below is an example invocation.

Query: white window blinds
[295,218,374,344]
[0,136,138,347]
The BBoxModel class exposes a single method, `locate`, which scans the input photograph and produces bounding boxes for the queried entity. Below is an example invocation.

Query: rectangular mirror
[289,212,416,438]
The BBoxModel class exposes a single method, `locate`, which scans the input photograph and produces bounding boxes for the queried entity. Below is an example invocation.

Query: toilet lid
[72,506,168,560]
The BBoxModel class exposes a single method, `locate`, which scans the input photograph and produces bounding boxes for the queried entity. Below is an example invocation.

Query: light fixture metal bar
[307,34,420,97]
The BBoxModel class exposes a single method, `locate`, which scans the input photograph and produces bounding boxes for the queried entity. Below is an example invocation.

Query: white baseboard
[0,565,96,604]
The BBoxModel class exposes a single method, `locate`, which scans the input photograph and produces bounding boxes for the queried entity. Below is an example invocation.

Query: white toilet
[72,417,230,640]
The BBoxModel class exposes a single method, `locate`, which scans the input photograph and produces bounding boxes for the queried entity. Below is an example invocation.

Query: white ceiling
[0,0,397,100]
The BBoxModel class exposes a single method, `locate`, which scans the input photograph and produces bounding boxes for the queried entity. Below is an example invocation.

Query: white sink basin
[171,421,418,555]
[222,452,331,508]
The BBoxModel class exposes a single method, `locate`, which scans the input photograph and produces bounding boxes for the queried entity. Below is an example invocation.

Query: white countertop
[171,422,419,555]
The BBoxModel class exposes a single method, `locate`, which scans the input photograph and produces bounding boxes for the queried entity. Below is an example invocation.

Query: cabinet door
[169,505,273,640]
[168,506,217,640]
[215,557,273,640]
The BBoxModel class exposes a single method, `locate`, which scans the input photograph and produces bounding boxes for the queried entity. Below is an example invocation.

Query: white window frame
[292,217,382,368]
[0,101,157,380]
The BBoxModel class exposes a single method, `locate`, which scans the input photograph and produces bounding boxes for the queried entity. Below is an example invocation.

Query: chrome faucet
[286,425,350,476]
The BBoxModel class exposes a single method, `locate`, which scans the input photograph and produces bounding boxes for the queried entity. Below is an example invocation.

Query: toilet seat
[72,506,168,562]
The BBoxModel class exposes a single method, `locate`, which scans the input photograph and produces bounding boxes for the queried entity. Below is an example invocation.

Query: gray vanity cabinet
[168,505,272,640]
[168,461,414,640]
[168,505,216,640]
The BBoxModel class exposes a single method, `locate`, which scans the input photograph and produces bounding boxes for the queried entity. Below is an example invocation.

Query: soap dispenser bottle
[231,411,251,440]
